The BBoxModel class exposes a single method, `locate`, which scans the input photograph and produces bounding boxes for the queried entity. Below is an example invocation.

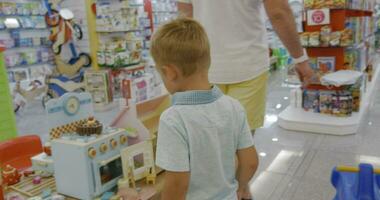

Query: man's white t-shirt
[178,0,270,84]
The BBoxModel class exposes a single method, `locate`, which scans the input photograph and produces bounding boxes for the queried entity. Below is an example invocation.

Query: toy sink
[331,163,380,200]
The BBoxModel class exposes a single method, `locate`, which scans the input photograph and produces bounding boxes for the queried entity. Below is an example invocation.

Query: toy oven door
[93,155,123,195]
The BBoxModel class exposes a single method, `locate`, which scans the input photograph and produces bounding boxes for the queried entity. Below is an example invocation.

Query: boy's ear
[162,64,181,81]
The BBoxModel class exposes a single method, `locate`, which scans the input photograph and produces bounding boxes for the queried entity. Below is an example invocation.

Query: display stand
[0,46,18,141]
[279,60,379,135]
[279,5,377,135]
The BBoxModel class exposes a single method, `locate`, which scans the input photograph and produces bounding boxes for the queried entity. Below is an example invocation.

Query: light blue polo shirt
[156,86,254,200]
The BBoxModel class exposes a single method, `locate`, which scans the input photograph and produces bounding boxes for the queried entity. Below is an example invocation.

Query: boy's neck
[176,72,211,92]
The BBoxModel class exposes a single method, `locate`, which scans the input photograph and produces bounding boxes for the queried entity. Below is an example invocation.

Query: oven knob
[100,143,108,153]
[110,139,118,149]
[120,135,128,145]
[88,148,97,158]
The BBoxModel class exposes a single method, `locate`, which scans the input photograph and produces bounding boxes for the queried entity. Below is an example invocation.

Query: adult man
[177,0,315,132]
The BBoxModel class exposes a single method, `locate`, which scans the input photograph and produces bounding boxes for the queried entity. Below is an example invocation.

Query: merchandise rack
[278,63,379,135]
[0,0,54,87]
[304,9,373,71]
[278,7,377,135]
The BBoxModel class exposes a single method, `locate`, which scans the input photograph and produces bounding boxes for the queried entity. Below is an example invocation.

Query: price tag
[307,9,330,26]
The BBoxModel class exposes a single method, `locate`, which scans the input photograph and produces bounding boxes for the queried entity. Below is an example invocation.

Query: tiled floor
[15,66,380,200]
[249,68,380,200]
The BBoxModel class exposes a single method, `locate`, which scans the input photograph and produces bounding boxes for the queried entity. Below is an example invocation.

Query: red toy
[2,165,21,186]
[0,135,43,170]
[0,178,4,200]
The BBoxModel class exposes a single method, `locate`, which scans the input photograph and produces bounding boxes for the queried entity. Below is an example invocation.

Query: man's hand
[295,61,319,86]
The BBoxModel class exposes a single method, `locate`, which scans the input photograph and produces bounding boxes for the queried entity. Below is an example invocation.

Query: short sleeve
[237,111,254,150]
[156,116,190,172]
[177,0,192,3]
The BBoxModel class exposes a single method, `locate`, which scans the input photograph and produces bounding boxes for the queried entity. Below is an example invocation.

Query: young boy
[152,18,259,200]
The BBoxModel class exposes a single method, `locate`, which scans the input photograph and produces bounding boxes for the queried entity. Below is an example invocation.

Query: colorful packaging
[319,91,335,114]
[340,28,353,46]
[303,89,320,112]
[309,32,320,47]
[320,26,332,47]
[330,31,341,46]
[300,32,310,47]
[317,57,335,74]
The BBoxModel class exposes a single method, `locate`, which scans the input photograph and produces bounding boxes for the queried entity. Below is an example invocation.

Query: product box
[319,90,335,114]
[317,57,335,74]
[303,89,320,112]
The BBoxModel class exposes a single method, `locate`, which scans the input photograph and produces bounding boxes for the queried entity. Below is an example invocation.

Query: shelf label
[307,9,330,26]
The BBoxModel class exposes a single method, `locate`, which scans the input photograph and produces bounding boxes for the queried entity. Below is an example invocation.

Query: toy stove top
[59,127,121,144]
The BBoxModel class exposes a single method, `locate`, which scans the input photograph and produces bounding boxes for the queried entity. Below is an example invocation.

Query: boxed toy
[303,89,320,112]
[319,90,335,114]
[317,57,335,74]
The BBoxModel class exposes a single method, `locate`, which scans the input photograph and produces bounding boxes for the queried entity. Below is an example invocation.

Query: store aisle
[250,69,380,200]
[16,67,380,200]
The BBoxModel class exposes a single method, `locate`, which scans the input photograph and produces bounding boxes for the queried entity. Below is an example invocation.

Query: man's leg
[225,72,269,130]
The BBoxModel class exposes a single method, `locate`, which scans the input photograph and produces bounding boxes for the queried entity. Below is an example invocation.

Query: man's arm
[264,0,316,85]
[236,146,259,199]
[177,1,193,18]
[161,171,190,200]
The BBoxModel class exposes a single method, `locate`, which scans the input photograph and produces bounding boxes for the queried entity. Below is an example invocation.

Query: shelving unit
[0,0,54,88]
[279,4,377,135]
[279,63,379,135]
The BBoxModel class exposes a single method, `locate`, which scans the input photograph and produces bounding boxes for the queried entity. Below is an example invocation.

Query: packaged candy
[340,29,353,46]
[300,32,310,47]
[329,31,341,46]
[313,0,324,9]
[309,32,320,47]
[320,26,332,47]
[334,0,346,8]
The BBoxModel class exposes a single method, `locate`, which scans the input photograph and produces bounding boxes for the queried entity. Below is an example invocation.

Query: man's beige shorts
[217,72,269,130]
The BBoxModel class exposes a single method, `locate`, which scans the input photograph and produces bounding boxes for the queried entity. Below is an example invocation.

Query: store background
[1,0,380,199]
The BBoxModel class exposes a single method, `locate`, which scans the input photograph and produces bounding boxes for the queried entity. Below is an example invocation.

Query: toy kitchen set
[14,92,157,200]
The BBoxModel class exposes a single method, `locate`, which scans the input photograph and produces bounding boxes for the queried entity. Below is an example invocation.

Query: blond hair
[150,18,211,77]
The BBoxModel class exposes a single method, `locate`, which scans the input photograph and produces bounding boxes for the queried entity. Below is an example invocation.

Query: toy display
[9,176,56,198]
[303,88,359,117]
[0,2,46,16]
[96,0,140,32]
[152,0,178,29]
[301,28,354,47]
[2,165,21,186]
[31,152,54,177]
[84,69,114,107]
[304,0,374,10]
[319,57,335,72]
[76,117,103,136]
[97,34,143,68]
[121,141,156,185]
[332,163,380,200]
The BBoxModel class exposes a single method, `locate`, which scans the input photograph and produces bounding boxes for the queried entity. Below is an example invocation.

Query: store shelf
[7,61,54,70]
[0,14,45,17]
[278,63,380,135]
[0,27,48,31]
[5,45,51,51]
[96,29,141,33]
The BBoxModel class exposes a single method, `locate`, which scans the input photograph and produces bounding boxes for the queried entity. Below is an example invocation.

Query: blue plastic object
[331,163,380,200]
[101,192,115,200]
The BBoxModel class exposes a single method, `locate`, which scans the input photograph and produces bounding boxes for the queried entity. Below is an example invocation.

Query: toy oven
[92,154,123,195]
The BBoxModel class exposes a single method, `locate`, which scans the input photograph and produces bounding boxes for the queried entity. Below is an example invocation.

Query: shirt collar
[172,86,223,105]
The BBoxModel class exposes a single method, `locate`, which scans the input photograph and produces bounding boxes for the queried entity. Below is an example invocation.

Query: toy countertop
[5,171,166,200]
